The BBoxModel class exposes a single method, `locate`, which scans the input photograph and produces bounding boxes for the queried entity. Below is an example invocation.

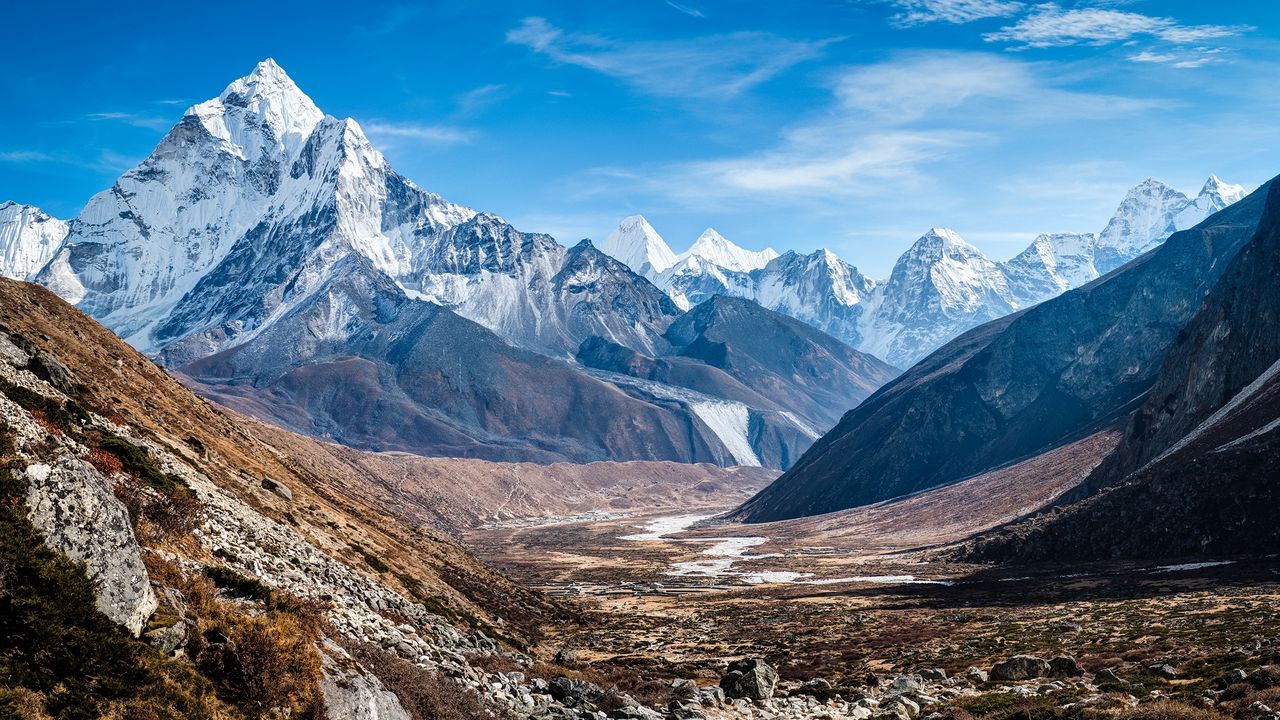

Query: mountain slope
[0,202,67,281]
[0,277,592,717]
[179,254,725,465]
[734,178,1272,522]
[966,181,1280,562]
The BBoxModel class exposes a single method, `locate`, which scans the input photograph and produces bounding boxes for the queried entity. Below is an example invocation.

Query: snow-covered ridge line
[598,175,1247,368]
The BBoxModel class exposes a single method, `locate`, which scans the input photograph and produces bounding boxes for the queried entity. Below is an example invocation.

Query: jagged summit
[599,214,678,277]
[189,58,323,161]
[682,228,779,272]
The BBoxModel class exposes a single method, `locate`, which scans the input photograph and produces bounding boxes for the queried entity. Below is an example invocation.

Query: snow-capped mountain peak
[598,214,677,277]
[682,228,779,272]
[189,57,323,162]
[0,202,68,281]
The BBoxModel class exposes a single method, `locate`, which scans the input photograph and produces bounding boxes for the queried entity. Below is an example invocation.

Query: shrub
[97,434,192,497]
[203,565,274,604]
[349,542,391,574]
[1119,701,1230,720]
[0,468,225,719]
[88,448,125,476]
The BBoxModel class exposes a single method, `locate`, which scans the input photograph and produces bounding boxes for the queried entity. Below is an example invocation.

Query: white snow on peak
[189,58,323,162]
[682,228,779,272]
[599,214,678,278]
[0,202,68,281]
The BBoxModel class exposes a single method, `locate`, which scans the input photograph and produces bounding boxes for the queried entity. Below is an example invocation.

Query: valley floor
[462,452,1280,718]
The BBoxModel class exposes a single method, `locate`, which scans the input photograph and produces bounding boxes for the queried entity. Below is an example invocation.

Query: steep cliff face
[734,180,1272,523]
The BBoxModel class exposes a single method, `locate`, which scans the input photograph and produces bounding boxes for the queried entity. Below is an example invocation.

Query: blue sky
[2,1,1277,275]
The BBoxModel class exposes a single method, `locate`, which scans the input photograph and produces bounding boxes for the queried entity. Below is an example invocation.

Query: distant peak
[684,228,778,272]
[1199,174,1245,200]
[599,213,677,275]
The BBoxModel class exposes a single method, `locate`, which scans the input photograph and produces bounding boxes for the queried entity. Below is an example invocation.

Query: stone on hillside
[261,476,293,500]
[990,656,1050,681]
[23,456,158,636]
[553,646,578,665]
[965,667,989,684]
[1050,656,1084,678]
[320,645,412,720]
[890,674,925,694]
[549,676,604,707]
[920,668,948,682]
[1096,668,1128,687]
[1148,664,1179,679]
[1217,669,1249,689]
[720,658,779,700]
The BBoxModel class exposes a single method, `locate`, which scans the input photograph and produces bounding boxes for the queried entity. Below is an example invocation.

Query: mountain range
[735,174,1273,522]
[599,176,1245,368]
[0,60,894,470]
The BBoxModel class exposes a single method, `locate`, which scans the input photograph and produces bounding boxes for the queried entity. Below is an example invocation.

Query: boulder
[720,658,779,701]
[23,456,157,636]
[548,676,604,707]
[1095,668,1129,687]
[1148,664,1179,680]
[920,668,948,682]
[320,645,412,720]
[890,674,925,694]
[990,656,1050,682]
[1249,666,1280,690]
[1049,656,1083,678]
[1217,668,1249,689]
[261,476,293,500]
[965,667,989,684]
[553,646,578,665]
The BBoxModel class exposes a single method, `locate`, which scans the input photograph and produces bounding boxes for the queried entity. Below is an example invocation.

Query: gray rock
[877,696,920,720]
[965,667,989,684]
[146,620,188,656]
[1096,668,1128,687]
[720,658,779,701]
[798,678,833,696]
[1049,656,1083,678]
[261,476,293,500]
[1218,668,1249,688]
[889,674,925,695]
[28,350,75,394]
[991,656,1050,682]
[554,646,578,665]
[920,668,947,682]
[320,646,412,720]
[697,685,726,707]
[549,676,604,707]
[23,456,157,636]
[1148,664,1179,680]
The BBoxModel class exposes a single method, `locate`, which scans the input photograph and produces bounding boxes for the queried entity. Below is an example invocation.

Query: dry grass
[337,637,504,720]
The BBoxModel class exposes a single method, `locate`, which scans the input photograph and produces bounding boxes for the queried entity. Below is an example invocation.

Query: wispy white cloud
[362,121,476,145]
[1129,47,1227,69]
[665,1,705,18]
[506,17,834,100]
[0,148,139,173]
[589,52,1164,204]
[454,84,507,116]
[85,111,171,131]
[0,150,56,163]
[984,4,1251,49]
[547,90,572,98]
[884,0,1025,27]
